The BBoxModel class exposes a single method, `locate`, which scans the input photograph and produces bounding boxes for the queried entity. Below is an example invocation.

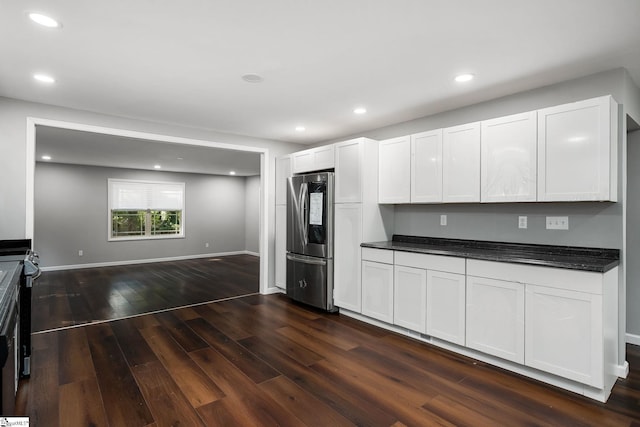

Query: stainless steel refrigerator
[286,172,335,311]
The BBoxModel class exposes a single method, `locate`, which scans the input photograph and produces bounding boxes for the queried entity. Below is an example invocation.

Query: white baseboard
[264,286,285,295]
[41,250,255,272]
[615,361,630,378]
[626,332,640,346]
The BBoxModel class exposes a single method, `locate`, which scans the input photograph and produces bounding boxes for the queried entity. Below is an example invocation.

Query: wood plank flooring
[16,257,640,425]
[32,255,260,332]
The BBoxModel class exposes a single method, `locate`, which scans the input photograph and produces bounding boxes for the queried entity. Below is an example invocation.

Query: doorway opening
[25,117,270,295]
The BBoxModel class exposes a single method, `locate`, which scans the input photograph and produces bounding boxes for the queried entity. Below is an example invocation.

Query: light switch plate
[546,216,569,230]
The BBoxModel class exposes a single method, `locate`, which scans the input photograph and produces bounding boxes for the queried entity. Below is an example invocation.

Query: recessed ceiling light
[295,126,306,132]
[241,73,263,83]
[229,171,236,175]
[153,164,162,169]
[353,107,367,115]
[454,73,475,83]
[28,12,61,28]
[33,74,55,84]
[41,155,52,161]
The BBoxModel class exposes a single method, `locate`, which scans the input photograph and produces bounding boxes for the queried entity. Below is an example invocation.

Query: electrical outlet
[546,216,569,230]
[205,242,209,248]
[440,214,447,226]
[78,250,83,256]
[518,216,527,229]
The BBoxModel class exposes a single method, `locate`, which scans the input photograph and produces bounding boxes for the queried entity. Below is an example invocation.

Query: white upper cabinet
[442,122,481,203]
[335,138,364,203]
[292,144,335,174]
[275,155,291,206]
[411,130,443,203]
[537,96,617,202]
[379,136,411,203]
[481,111,537,202]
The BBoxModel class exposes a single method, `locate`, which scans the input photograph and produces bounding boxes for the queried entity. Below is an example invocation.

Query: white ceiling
[35,125,261,176]
[2,1,640,173]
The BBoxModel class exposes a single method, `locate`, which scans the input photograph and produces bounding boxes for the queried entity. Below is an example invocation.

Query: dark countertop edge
[361,237,620,273]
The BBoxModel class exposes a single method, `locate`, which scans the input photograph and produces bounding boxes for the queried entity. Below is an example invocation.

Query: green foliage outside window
[111,210,182,238]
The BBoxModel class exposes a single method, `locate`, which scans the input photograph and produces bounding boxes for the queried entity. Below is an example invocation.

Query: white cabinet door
[292,145,335,174]
[466,276,525,363]
[443,122,481,202]
[335,139,363,203]
[525,284,603,387]
[394,265,427,333]
[362,260,394,323]
[313,145,335,171]
[379,136,411,203]
[292,150,314,174]
[481,111,537,202]
[275,205,287,289]
[275,155,291,206]
[334,204,363,312]
[411,130,443,203]
[537,96,616,201]
[426,270,466,345]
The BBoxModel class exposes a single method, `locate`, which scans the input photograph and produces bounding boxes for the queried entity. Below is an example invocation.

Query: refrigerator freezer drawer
[286,253,335,312]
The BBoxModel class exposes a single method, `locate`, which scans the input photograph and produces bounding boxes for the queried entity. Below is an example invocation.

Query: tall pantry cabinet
[334,138,393,312]
[274,155,291,290]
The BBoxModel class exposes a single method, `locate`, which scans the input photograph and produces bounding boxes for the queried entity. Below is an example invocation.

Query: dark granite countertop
[361,235,620,273]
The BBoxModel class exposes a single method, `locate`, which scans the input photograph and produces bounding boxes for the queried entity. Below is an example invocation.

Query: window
[108,179,185,240]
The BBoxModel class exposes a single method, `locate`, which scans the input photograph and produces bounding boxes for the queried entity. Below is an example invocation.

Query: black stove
[0,239,40,378]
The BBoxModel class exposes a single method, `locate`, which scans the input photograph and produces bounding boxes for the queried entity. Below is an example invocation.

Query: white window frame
[108,178,185,241]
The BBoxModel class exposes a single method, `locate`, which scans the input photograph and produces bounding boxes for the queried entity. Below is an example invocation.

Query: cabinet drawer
[361,248,393,264]
[466,259,604,294]
[394,251,464,274]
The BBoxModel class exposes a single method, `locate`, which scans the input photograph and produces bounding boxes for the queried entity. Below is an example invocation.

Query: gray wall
[35,162,257,268]
[393,202,620,247]
[627,130,640,338]
[245,175,260,254]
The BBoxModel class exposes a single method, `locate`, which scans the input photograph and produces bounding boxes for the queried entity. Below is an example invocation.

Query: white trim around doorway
[25,117,271,294]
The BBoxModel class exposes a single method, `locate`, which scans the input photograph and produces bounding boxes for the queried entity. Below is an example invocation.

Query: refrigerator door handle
[299,182,309,245]
[286,253,327,266]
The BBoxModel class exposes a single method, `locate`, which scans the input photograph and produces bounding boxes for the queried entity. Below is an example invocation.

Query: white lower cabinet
[525,284,603,387]
[362,260,394,323]
[358,250,618,401]
[275,205,287,289]
[466,276,525,363]
[334,204,363,312]
[393,265,427,333]
[426,270,466,345]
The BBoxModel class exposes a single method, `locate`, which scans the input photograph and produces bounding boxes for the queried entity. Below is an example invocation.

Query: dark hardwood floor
[16,257,640,426]
[32,255,260,332]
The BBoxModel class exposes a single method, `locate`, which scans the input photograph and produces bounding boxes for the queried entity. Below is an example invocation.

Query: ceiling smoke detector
[241,73,264,83]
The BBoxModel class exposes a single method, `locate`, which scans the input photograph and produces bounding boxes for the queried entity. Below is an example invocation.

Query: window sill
[108,234,185,242]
